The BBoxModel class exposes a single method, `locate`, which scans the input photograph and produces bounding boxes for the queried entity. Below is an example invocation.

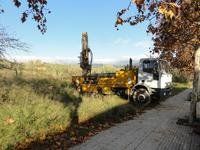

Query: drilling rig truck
[72,32,172,105]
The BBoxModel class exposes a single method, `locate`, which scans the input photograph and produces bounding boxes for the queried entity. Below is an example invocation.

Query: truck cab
[132,58,172,105]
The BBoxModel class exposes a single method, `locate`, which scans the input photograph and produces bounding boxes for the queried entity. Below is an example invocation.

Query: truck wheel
[133,88,151,107]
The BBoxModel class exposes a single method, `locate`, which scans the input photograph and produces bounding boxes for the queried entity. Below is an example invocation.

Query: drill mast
[80,32,93,76]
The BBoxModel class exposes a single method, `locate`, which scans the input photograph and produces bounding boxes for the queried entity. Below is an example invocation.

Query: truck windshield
[143,60,158,74]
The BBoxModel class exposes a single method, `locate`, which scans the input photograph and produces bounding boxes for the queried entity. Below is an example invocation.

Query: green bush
[171,69,191,83]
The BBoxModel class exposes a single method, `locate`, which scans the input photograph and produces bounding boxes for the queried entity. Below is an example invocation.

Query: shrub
[171,69,191,83]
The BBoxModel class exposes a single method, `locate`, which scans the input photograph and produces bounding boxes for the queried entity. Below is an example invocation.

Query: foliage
[0,61,131,149]
[153,1,199,71]
[116,0,200,71]
[171,69,191,83]
[0,0,50,34]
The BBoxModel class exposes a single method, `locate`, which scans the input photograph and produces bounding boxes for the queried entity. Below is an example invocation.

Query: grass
[172,82,192,95]
[0,61,191,149]
[0,61,131,150]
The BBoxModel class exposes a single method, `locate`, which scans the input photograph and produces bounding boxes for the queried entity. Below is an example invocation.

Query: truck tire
[133,88,151,107]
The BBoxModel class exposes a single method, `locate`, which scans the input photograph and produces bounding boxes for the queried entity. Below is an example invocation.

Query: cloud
[113,38,153,50]
[113,38,131,45]
[7,55,141,65]
[121,55,145,61]
[94,58,116,64]
[13,56,116,64]
[8,46,157,65]
[8,55,79,64]
[133,41,153,49]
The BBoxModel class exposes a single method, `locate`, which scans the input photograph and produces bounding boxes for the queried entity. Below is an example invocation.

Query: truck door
[138,59,159,89]
[159,60,172,89]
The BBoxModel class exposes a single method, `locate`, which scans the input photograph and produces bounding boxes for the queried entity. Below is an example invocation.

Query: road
[71,89,200,150]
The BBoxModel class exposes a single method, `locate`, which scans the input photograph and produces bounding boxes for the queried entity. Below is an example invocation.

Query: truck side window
[159,60,170,73]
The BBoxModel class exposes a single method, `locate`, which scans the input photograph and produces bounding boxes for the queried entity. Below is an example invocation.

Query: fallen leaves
[4,117,15,125]
[15,110,136,149]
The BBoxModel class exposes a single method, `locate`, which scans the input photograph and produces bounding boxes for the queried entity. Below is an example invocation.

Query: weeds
[0,61,130,149]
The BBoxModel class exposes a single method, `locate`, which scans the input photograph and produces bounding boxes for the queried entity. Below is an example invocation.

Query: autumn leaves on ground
[0,61,189,149]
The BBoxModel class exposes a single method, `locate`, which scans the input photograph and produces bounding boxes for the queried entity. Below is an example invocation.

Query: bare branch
[0,27,28,59]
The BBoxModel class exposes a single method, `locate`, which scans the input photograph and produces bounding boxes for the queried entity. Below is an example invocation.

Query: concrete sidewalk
[72,90,200,150]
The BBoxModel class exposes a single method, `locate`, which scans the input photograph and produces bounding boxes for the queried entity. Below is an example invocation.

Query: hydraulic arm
[80,32,93,76]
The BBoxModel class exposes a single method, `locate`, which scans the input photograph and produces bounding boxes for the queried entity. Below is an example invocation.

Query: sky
[0,0,154,64]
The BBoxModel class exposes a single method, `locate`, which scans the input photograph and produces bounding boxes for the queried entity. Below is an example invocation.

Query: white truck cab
[132,58,172,105]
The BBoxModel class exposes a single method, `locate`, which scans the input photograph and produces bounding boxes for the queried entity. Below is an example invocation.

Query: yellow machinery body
[72,32,137,96]
[72,68,137,95]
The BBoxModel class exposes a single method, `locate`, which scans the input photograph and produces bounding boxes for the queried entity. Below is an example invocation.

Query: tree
[0,27,27,58]
[116,0,199,70]
[116,0,200,123]
[152,1,199,72]
[0,1,48,69]
[0,27,27,72]
[1,0,50,34]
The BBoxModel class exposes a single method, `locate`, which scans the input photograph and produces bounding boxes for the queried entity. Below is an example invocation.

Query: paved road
[71,90,200,150]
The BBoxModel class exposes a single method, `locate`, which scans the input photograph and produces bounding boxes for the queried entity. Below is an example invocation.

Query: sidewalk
[72,90,200,150]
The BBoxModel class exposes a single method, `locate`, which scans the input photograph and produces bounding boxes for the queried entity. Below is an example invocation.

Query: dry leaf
[5,118,15,125]
[132,0,145,5]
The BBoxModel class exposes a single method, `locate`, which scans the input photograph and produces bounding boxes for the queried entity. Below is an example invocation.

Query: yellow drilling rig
[72,32,173,105]
[72,32,137,96]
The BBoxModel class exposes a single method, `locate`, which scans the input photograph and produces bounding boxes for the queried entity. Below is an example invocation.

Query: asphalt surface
[71,89,200,150]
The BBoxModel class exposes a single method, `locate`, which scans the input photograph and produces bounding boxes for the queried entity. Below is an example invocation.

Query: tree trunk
[189,47,200,123]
